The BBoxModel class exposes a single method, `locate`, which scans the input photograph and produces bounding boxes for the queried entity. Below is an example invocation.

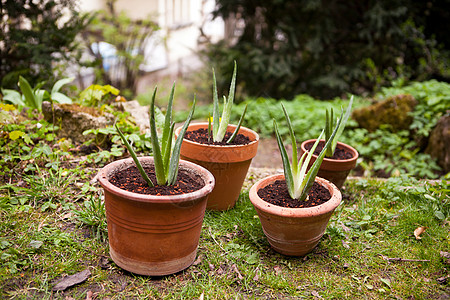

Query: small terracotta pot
[249,174,341,256]
[175,123,259,211]
[97,157,214,276]
[300,139,358,189]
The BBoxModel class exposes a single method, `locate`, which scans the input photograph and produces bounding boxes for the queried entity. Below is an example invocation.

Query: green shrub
[0,0,90,89]
[207,0,450,100]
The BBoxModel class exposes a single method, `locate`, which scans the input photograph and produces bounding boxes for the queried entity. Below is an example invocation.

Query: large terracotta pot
[175,123,259,211]
[97,157,215,276]
[300,139,358,189]
[249,174,341,256]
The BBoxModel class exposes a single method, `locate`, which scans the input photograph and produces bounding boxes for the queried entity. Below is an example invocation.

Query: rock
[425,113,450,173]
[352,94,417,132]
[42,102,114,144]
[115,100,149,132]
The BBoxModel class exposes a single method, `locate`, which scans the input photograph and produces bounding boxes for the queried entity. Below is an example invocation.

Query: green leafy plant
[79,84,120,107]
[115,84,195,186]
[274,104,344,200]
[210,62,248,143]
[1,76,73,112]
[324,96,354,157]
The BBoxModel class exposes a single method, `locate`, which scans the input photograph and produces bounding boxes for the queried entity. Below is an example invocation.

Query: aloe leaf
[212,68,220,139]
[215,96,229,142]
[216,62,237,142]
[115,123,154,187]
[274,119,295,199]
[226,104,247,144]
[281,103,298,173]
[298,131,323,181]
[208,114,212,143]
[167,97,196,185]
[18,76,38,111]
[325,108,334,157]
[149,87,165,185]
[161,83,175,157]
[331,96,353,154]
[298,109,344,201]
[163,123,174,180]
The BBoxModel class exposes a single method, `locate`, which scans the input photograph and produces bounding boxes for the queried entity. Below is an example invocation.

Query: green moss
[352,94,417,132]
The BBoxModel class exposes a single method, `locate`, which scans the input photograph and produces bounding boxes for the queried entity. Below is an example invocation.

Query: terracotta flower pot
[300,139,358,189]
[97,157,215,276]
[175,123,259,211]
[249,174,341,256]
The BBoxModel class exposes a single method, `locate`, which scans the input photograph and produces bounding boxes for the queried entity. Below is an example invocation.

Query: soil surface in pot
[184,128,252,146]
[305,141,353,160]
[257,180,331,208]
[109,165,204,195]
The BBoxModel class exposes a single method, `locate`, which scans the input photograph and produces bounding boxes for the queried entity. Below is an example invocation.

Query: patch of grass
[0,174,448,299]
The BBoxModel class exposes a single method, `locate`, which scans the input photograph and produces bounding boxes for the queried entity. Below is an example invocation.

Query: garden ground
[0,156,448,299]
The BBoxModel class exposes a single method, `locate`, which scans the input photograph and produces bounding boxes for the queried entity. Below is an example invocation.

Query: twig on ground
[380,254,430,262]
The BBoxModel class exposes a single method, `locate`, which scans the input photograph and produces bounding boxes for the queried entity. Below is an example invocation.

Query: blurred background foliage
[206,0,450,100]
[0,0,91,89]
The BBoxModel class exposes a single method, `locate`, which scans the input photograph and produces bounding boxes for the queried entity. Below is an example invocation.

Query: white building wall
[77,0,224,92]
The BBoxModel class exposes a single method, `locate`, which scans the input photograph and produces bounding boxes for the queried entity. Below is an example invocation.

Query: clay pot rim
[175,122,260,149]
[97,156,215,203]
[249,174,342,217]
[301,139,359,163]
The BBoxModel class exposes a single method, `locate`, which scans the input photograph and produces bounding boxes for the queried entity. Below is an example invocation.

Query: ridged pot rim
[301,139,359,165]
[97,156,215,203]
[175,122,259,163]
[249,174,342,217]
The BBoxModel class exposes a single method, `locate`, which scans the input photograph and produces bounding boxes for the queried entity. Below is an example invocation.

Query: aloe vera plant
[274,104,345,200]
[324,96,353,157]
[115,84,195,186]
[210,62,248,143]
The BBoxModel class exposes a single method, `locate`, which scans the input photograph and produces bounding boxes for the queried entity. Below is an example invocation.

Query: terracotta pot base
[263,229,324,256]
[110,246,197,276]
[98,157,215,276]
[249,174,342,256]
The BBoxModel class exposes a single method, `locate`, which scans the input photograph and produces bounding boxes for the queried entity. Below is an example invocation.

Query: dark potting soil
[109,165,204,195]
[184,128,252,146]
[257,180,331,208]
[304,141,353,160]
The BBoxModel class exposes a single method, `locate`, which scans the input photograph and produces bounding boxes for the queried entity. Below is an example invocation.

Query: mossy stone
[352,94,417,132]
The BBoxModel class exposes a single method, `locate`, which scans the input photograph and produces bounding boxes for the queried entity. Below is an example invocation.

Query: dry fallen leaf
[414,226,428,239]
[86,290,93,300]
[274,265,282,275]
[231,264,243,280]
[192,255,203,266]
[253,267,260,281]
[311,290,322,298]
[53,269,91,291]
[340,221,351,233]
[342,240,350,249]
